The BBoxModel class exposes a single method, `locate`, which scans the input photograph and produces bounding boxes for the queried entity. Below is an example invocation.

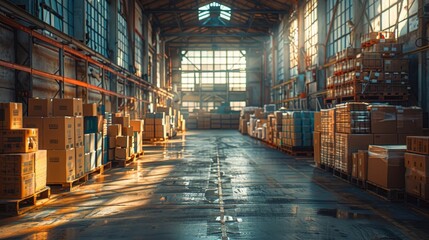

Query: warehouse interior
[1,0,429,239]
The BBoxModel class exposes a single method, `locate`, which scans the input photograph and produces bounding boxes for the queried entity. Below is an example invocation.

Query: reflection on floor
[0,130,428,240]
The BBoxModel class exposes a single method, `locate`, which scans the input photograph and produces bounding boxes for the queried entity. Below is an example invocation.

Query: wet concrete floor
[1,130,429,239]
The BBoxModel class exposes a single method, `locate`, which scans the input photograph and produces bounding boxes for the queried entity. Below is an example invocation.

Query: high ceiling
[139,0,296,48]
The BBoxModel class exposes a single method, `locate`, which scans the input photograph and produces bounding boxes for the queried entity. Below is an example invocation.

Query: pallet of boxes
[108,114,135,167]
[405,136,429,203]
[83,103,109,176]
[144,113,167,141]
[130,119,144,157]
[0,102,50,215]
[280,111,314,156]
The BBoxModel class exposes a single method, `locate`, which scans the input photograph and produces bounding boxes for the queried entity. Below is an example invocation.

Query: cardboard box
[34,150,47,192]
[0,152,34,176]
[122,126,134,137]
[84,116,103,134]
[108,124,122,137]
[75,116,84,147]
[83,103,98,116]
[47,149,75,183]
[314,112,321,132]
[116,136,129,148]
[397,107,423,134]
[108,149,115,161]
[313,131,321,167]
[84,133,96,153]
[373,134,398,145]
[75,146,85,178]
[108,136,116,149]
[96,149,102,167]
[369,106,397,134]
[406,136,429,155]
[53,98,83,116]
[113,116,130,127]
[0,128,38,153]
[130,120,144,132]
[28,98,52,117]
[357,150,369,181]
[367,145,406,189]
[352,153,359,178]
[0,102,22,129]
[23,117,45,149]
[0,173,34,199]
[43,117,74,150]
[335,133,373,174]
[404,152,429,175]
[84,151,96,173]
[95,132,103,150]
[115,147,129,160]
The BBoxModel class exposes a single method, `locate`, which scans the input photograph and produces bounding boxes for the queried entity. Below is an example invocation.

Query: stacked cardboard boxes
[367,145,407,189]
[313,112,322,167]
[131,119,144,154]
[0,102,47,199]
[113,115,134,160]
[405,136,429,200]
[334,103,372,174]
[144,113,167,139]
[320,109,336,167]
[281,111,314,147]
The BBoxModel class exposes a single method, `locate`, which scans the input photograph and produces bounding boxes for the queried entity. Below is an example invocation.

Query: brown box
[34,150,47,192]
[74,116,84,147]
[358,150,369,181]
[404,152,429,175]
[406,136,429,155]
[0,173,34,199]
[369,106,397,133]
[108,137,116,149]
[313,131,321,167]
[314,112,321,132]
[116,136,129,148]
[122,126,134,137]
[83,103,98,116]
[108,149,115,161]
[396,107,423,134]
[113,116,130,127]
[43,117,74,150]
[0,128,38,153]
[0,152,34,176]
[352,153,359,178]
[75,146,85,178]
[335,133,373,174]
[0,102,22,129]
[367,145,406,189]
[373,134,398,145]
[47,149,75,183]
[115,147,129,160]
[108,124,122,137]
[23,117,45,149]
[28,98,52,117]
[130,120,144,132]
[53,98,83,116]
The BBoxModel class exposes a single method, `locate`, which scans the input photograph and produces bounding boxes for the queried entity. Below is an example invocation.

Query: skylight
[198,2,231,21]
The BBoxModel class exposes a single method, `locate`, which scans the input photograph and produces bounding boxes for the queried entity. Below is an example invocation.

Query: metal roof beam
[161,32,269,37]
[145,9,289,14]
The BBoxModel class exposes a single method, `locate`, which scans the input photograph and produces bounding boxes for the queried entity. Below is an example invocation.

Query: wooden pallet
[280,145,314,157]
[333,169,351,182]
[87,162,111,179]
[366,181,405,202]
[350,177,366,189]
[112,154,136,167]
[135,151,144,158]
[0,187,51,216]
[319,163,334,172]
[48,173,89,192]
[143,138,166,142]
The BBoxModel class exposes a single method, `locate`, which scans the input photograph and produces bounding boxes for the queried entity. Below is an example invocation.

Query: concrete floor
[1,130,429,240]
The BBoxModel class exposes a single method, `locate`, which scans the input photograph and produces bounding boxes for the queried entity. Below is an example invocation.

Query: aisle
[0,130,428,239]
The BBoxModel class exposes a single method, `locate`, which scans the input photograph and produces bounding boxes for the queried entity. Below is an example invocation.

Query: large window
[118,1,129,70]
[181,50,246,92]
[182,102,200,112]
[39,0,73,35]
[86,0,108,56]
[289,18,298,77]
[326,0,353,57]
[230,101,246,111]
[365,0,418,36]
[277,22,285,82]
[304,0,318,68]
